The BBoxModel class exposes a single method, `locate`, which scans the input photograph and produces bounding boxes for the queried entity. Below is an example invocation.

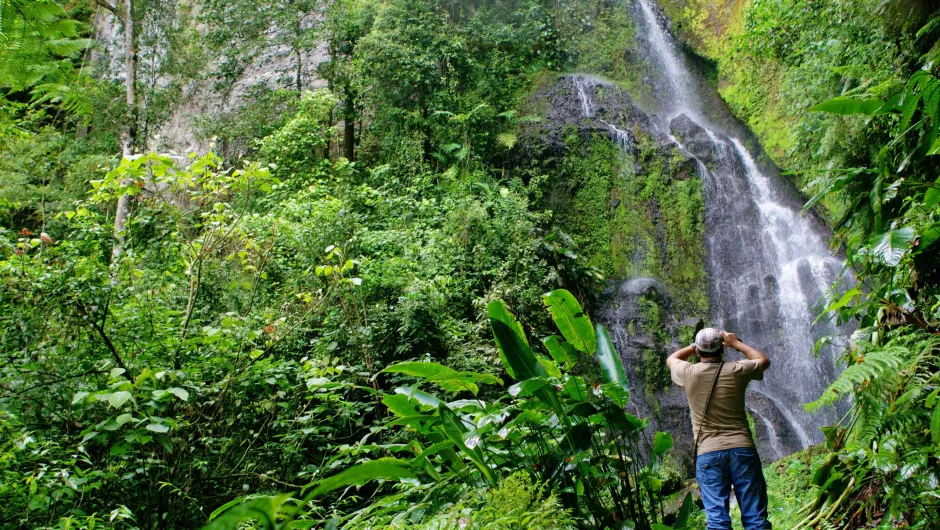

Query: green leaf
[309,458,415,498]
[808,97,886,115]
[543,335,578,369]
[920,224,940,249]
[382,393,423,418]
[931,402,940,446]
[380,362,501,396]
[653,431,673,456]
[675,493,693,529]
[437,403,496,485]
[393,386,442,408]
[595,325,629,395]
[542,290,595,354]
[816,288,861,324]
[561,423,592,454]
[868,228,915,266]
[168,387,189,402]
[107,391,133,409]
[146,423,170,433]
[924,177,940,207]
[489,317,546,381]
[487,300,528,346]
[72,391,89,405]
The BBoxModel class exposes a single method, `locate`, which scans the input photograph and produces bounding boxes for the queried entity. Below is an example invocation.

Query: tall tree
[320,0,371,161]
[95,0,137,255]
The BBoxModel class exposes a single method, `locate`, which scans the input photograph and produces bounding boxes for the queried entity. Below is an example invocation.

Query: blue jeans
[696,447,772,529]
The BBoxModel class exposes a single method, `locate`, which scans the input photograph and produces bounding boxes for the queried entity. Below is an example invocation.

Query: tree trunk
[295,48,303,94]
[113,0,136,258]
[343,84,356,161]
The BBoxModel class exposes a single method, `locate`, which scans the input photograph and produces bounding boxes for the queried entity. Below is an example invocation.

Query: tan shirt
[670,359,766,455]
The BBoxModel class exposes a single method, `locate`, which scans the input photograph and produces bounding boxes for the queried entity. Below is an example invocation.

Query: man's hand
[721,331,741,349]
[666,343,696,370]
[721,331,771,369]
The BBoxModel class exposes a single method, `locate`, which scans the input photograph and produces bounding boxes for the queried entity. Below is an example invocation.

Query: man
[666,328,772,530]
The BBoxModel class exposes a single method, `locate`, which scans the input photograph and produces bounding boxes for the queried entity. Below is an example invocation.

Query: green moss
[541,130,709,318]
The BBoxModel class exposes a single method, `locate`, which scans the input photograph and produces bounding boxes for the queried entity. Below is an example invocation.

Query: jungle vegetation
[1,0,939,528]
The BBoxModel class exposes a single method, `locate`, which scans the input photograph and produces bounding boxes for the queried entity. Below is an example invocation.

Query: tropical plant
[0,0,90,114]
[789,17,940,527]
[205,289,693,530]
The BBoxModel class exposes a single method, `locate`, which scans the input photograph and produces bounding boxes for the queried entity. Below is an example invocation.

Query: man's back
[671,359,765,454]
[666,329,773,530]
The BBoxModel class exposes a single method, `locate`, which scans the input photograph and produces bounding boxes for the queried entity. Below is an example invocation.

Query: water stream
[579,0,850,460]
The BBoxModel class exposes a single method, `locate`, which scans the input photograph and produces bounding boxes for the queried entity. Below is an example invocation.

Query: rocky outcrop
[91,3,329,154]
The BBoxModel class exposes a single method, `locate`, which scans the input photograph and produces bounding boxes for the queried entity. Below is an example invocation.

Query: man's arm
[722,331,770,369]
[666,344,696,369]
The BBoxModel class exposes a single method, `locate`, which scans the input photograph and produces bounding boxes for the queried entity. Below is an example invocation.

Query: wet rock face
[517,75,713,473]
[521,75,657,159]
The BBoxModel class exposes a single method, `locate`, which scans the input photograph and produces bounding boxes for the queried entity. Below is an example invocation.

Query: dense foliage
[2,0,939,528]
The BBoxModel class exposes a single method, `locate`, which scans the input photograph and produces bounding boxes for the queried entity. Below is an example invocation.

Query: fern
[495,131,517,149]
[806,346,908,412]
[0,0,90,113]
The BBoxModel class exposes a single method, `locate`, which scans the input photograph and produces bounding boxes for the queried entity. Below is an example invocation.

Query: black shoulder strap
[692,361,724,469]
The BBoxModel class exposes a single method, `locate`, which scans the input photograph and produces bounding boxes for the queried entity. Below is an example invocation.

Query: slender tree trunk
[295,48,303,94]
[113,0,136,258]
[343,83,356,161]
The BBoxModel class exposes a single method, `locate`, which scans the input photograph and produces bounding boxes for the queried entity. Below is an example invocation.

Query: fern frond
[496,131,517,149]
[807,346,908,412]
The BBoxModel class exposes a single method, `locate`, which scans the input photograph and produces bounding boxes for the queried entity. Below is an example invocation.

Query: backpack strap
[692,361,724,470]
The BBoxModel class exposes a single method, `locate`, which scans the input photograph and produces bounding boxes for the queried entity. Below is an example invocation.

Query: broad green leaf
[653,431,673,456]
[920,224,940,248]
[542,290,596,354]
[808,97,885,115]
[146,423,170,433]
[924,177,940,207]
[437,403,496,485]
[205,495,290,528]
[168,387,189,402]
[487,300,528,346]
[543,335,578,368]
[382,393,422,418]
[412,440,455,466]
[394,386,442,408]
[490,318,546,381]
[595,325,629,394]
[380,362,501,396]
[508,378,548,398]
[537,356,562,378]
[107,391,133,409]
[675,493,693,529]
[72,391,89,405]
[309,458,415,498]
[563,375,588,401]
[868,228,915,266]
[561,423,592,454]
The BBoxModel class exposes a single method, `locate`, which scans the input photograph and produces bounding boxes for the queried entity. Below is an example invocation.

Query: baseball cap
[695,327,723,353]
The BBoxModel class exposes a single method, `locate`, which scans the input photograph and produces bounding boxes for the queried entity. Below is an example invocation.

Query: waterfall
[578,0,850,460]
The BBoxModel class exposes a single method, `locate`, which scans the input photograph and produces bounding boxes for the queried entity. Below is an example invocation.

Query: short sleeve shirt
[670,359,766,455]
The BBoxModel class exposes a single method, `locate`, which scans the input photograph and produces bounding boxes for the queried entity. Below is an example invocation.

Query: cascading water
[578,0,850,461]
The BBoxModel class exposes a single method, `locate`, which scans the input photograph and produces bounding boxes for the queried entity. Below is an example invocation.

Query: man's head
[695,327,724,358]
